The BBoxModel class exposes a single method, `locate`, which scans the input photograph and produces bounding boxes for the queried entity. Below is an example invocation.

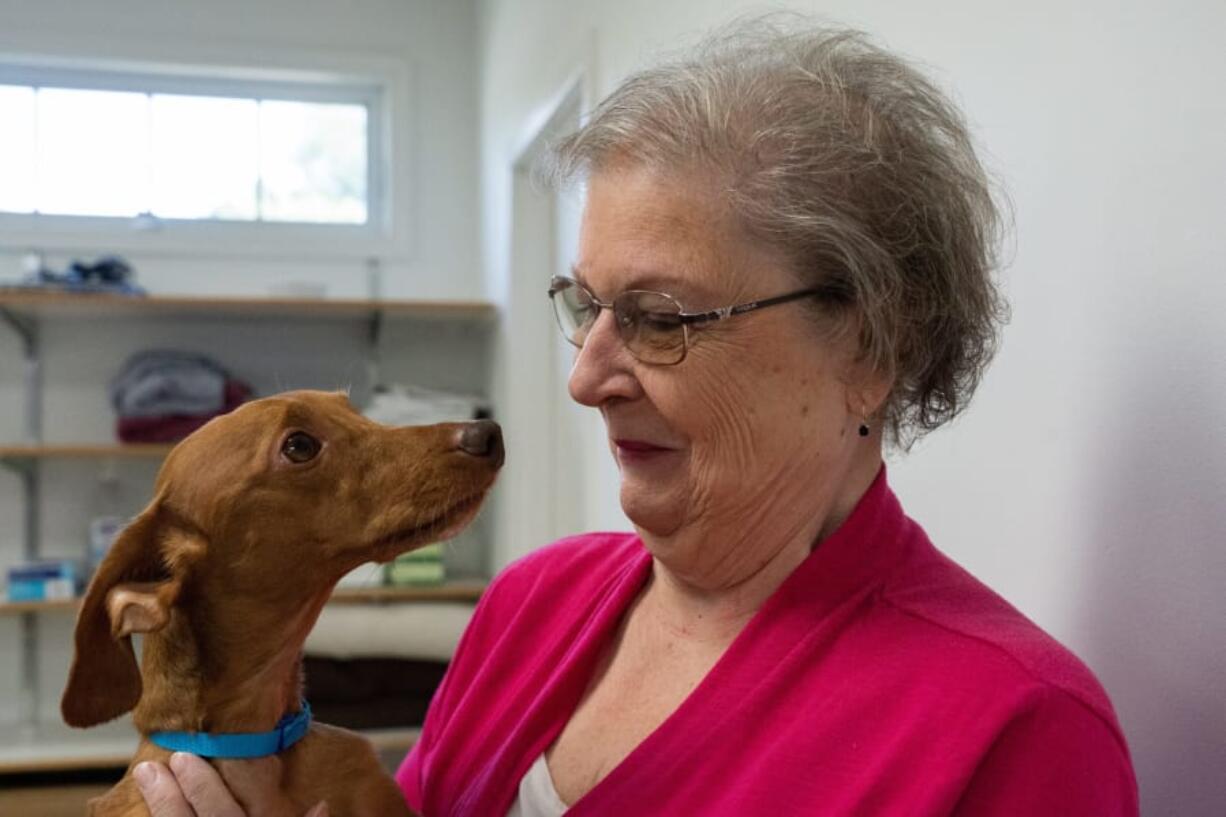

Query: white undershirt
[506,752,568,817]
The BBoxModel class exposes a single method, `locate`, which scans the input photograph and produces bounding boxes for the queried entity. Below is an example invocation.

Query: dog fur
[61,390,502,816]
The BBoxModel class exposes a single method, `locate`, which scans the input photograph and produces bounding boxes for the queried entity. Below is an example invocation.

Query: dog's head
[61,389,502,728]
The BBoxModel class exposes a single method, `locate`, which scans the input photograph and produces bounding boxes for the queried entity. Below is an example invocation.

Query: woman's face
[569,165,885,588]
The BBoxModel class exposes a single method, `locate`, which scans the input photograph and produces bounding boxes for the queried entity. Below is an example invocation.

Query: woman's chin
[619,484,684,537]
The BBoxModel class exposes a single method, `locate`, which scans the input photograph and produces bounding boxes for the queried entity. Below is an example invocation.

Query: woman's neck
[640,535,807,647]
[637,453,884,642]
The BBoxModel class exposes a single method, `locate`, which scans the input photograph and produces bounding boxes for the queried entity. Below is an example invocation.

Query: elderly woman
[139,22,1137,817]
[402,25,1138,817]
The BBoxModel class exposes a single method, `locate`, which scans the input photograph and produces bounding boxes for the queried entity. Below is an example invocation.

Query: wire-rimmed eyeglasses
[547,274,847,365]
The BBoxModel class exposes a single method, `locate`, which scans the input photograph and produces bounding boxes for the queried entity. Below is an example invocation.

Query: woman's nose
[568,309,638,407]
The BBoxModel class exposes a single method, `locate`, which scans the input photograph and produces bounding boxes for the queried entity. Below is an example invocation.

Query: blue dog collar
[149,701,312,759]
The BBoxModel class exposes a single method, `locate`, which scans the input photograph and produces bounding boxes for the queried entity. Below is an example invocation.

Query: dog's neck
[130,575,335,735]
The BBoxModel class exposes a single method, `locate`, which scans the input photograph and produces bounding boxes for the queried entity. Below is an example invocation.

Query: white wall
[0,0,481,300]
[478,1,1226,814]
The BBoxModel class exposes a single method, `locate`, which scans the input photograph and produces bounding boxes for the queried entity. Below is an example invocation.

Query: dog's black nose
[457,420,504,466]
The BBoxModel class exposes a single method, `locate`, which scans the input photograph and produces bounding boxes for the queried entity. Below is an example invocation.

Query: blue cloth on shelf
[1,256,147,296]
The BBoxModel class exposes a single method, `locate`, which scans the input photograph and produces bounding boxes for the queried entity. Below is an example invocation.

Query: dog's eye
[281,432,321,464]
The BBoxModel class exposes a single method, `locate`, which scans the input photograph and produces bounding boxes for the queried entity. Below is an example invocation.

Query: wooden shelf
[0,598,79,614]
[0,444,173,461]
[329,581,486,604]
[0,291,496,322]
[0,581,486,616]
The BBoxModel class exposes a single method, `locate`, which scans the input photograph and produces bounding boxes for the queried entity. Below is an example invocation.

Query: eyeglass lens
[551,278,687,364]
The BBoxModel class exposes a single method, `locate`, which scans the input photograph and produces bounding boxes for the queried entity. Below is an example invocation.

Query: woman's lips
[614,438,675,463]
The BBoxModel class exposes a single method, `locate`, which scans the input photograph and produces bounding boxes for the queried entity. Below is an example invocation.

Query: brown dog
[61,390,503,816]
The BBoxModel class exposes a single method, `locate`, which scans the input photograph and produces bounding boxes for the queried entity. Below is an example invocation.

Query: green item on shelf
[386,542,445,586]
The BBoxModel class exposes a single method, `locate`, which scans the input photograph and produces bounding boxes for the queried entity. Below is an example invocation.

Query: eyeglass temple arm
[677,285,849,326]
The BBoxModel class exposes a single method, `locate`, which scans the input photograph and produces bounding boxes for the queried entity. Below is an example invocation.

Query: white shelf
[0,720,419,774]
[0,291,496,322]
[0,720,137,773]
[0,581,487,616]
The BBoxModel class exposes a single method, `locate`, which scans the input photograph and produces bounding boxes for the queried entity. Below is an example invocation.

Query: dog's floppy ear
[61,495,193,728]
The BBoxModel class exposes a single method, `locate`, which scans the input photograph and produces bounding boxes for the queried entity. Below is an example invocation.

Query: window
[0,66,379,228]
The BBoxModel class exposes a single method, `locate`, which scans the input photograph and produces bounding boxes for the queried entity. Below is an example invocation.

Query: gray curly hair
[544,19,1009,447]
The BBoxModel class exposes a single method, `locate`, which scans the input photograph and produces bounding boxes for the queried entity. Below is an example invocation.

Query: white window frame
[0,58,397,260]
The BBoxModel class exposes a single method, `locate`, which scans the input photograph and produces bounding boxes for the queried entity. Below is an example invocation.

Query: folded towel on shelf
[363,384,490,427]
[303,656,447,730]
[110,350,229,418]
[110,350,252,443]
[304,601,474,663]
[116,381,251,443]
[304,603,475,728]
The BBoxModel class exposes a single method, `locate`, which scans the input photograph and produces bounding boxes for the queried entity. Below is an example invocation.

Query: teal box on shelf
[6,559,80,602]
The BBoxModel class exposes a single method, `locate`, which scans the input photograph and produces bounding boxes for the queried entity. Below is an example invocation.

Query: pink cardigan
[397,469,1138,815]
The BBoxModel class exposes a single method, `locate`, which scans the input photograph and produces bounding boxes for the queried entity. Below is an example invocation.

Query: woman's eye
[281,432,321,463]
[641,312,682,332]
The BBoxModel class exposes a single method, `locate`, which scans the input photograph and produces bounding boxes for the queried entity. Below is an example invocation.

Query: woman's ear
[845,361,894,431]
[60,495,187,728]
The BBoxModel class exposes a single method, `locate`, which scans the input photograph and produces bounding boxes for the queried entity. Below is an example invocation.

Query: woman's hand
[134,752,328,817]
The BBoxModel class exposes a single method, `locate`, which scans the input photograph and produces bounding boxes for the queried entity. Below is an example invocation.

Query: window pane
[37,88,149,217]
[260,100,367,224]
[0,85,37,213]
[151,94,258,220]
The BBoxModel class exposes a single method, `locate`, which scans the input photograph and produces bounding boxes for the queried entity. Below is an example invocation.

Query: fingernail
[134,761,156,788]
[169,752,189,773]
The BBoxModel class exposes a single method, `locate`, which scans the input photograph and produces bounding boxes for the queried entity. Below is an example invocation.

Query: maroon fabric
[303,656,448,731]
[116,380,251,443]
[397,467,1138,816]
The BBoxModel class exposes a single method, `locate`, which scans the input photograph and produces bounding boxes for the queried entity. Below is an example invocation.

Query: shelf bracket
[0,455,41,562]
[366,308,384,349]
[2,305,43,730]
[366,308,383,392]
[0,453,36,476]
[19,463,40,562]
[0,305,42,444]
[0,306,35,353]
[18,612,39,726]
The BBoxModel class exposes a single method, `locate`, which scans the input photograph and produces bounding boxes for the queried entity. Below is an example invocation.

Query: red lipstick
[613,438,673,463]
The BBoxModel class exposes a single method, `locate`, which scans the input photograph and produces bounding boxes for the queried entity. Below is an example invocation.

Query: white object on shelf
[88,515,125,572]
[336,561,386,588]
[364,383,488,427]
[267,281,327,298]
[305,600,474,662]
